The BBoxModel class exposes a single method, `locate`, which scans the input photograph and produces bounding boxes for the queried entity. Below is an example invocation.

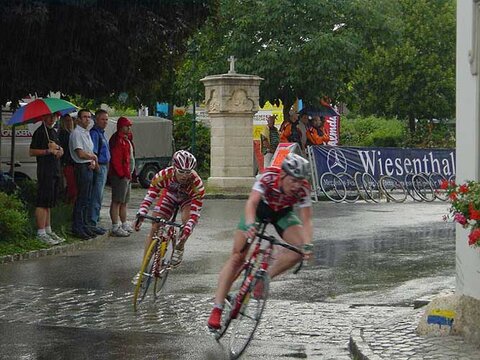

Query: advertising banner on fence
[309,146,456,181]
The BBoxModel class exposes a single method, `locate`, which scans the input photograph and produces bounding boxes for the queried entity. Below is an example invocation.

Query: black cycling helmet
[281,153,310,179]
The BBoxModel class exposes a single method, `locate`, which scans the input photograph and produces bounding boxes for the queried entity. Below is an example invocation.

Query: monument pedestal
[201,60,263,193]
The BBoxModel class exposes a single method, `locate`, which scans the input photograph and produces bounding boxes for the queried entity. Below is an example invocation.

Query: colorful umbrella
[7,98,78,125]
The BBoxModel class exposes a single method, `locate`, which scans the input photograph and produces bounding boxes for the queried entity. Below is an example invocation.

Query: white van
[1,111,173,187]
[0,107,40,181]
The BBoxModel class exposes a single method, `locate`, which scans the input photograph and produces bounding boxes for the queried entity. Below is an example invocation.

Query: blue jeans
[72,163,93,233]
[88,164,108,226]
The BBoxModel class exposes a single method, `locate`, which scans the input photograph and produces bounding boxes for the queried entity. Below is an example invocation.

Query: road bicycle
[212,221,304,359]
[132,213,183,311]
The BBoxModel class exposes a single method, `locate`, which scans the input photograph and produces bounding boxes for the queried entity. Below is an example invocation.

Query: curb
[0,233,110,265]
[349,328,383,360]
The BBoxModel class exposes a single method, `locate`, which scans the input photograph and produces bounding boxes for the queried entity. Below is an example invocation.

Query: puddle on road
[271,223,455,303]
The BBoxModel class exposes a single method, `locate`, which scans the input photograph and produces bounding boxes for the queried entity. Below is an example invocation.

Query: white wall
[456,0,480,299]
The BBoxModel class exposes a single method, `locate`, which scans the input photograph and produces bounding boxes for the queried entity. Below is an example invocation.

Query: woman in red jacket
[109,116,135,237]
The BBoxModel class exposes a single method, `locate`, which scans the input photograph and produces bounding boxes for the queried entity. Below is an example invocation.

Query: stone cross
[228,55,236,74]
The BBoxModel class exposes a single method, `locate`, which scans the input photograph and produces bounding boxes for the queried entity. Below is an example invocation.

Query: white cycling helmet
[281,153,310,179]
[172,150,197,171]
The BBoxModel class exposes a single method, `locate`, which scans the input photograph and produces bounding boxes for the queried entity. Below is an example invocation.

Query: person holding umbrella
[29,113,66,245]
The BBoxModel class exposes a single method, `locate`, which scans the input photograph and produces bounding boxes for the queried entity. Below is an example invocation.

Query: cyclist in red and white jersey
[207,153,313,330]
[134,150,205,278]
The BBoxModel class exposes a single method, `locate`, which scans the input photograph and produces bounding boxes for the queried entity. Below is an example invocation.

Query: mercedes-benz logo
[327,148,348,173]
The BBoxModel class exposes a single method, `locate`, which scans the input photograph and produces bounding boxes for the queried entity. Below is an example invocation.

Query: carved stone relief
[227,89,254,112]
[206,89,220,113]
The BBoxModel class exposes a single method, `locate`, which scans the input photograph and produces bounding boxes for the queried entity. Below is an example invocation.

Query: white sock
[45,226,53,234]
[37,229,46,236]
[112,223,120,230]
[122,222,129,228]
[213,303,224,310]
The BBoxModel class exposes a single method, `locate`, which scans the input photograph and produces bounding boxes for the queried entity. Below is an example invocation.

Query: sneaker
[111,227,130,237]
[72,230,91,240]
[171,248,184,267]
[47,231,66,244]
[122,223,134,233]
[207,307,223,330]
[131,272,141,285]
[88,226,107,235]
[83,228,97,238]
[36,233,59,246]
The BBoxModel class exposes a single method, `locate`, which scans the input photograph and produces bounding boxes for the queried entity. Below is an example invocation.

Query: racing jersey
[138,166,205,225]
[253,167,311,211]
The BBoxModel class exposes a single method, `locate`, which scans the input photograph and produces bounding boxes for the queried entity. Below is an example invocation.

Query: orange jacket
[306,126,330,145]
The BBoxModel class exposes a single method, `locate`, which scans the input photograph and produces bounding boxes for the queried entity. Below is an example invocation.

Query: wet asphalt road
[0,188,455,359]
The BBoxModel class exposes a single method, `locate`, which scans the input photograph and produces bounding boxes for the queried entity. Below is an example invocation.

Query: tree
[174,0,398,118]
[348,0,456,132]
[0,0,217,107]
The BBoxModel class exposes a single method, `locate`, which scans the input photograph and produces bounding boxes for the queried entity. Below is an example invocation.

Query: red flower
[469,203,480,220]
[440,179,449,190]
[468,228,480,246]
[449,192,457,201]
[459,184,469,194]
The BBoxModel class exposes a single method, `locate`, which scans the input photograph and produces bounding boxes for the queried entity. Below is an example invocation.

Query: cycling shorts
[237,201,302,237]
[153,189,191,221]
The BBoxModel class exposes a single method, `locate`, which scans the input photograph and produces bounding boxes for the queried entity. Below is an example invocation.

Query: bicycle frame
[230,224,272,319]
[132,213,183,311]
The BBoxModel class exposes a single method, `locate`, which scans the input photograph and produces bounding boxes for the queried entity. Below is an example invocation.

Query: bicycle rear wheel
[229,272,270,359]
[133,238,158,311]
[153,238,175,299]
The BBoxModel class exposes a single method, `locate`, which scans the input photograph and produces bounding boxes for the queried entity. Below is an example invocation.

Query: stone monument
[200,56,263,192]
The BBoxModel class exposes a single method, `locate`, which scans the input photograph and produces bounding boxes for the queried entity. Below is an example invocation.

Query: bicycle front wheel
[379,175,407,203]
[229,272,270,360]
[153,237,175,299]
[320,172,347,202]
[133,238,158,311]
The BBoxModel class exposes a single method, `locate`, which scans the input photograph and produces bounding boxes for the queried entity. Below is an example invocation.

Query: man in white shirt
[69,109,99,239]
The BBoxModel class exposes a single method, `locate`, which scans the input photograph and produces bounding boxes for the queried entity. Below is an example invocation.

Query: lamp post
[190,40,198,155]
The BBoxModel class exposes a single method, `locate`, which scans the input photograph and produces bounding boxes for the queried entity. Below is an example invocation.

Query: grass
[0,201,78,257]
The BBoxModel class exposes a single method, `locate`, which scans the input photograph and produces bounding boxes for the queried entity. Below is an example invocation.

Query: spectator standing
[69,109,98,239]
[109,116,134,237]
[306,115,330,146]
[58,114,77,203]
[29,113,66,245]
[260,115,280,168]
[88,109,110,233]
[280,111,303,151]
[298,112,310,154]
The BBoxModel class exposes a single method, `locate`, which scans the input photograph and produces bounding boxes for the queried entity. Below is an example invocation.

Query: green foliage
[348,0,456,130]
[341,114,455,148]
[341,115,405,147]
[402,120,455,149]
[15,179,38,215]
[0,1,217,107]
[0,192,29,243]
[172,114,211,178]
[175,0,395,111]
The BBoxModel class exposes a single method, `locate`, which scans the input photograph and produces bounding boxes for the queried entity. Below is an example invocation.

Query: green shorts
[237,201,302,236]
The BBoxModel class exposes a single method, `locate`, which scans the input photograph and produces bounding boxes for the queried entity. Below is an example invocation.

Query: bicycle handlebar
[137,214,183,228]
